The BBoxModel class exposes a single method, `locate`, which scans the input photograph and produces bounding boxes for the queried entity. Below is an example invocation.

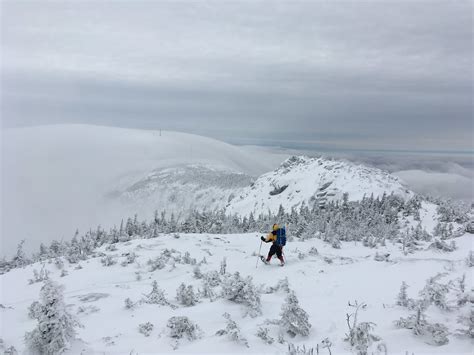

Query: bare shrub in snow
[60,269,68,277]
[287,343,315,355]
[166,316,202,341]
[25,280,80,354]
[215,312,249,347]
[138,322,154,337]
[256,326,274,344]
[280,291,311,337]
[395,306,449,345]
[176,283,199,306]
[320,337,333,355]
[344,301,381,355]
[221,272,262,317]
[308,247,319,256]
[100,255,117,267]
[28,264,50,284]
[124,298,137,310]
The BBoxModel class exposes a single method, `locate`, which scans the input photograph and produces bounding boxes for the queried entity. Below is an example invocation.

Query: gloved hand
[260,236,265,242]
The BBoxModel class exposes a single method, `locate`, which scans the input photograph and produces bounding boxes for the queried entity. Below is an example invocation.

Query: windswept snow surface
[1,232,472,354]
[1,124,286,255]
[227,156,413,216]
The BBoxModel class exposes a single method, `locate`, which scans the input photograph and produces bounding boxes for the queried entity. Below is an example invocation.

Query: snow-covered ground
[1,232,472,354]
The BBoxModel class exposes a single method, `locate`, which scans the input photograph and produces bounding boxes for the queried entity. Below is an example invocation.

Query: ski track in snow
[1,233,472,354]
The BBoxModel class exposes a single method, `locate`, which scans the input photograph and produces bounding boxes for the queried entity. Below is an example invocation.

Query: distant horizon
[4,122,473,156]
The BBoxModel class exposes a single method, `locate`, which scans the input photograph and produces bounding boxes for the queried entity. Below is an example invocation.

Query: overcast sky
[1,0,473,151]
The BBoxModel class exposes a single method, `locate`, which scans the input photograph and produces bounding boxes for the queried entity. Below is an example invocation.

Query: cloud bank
[2,0,472,151]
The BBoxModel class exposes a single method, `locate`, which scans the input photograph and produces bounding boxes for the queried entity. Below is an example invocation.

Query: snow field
[1,232,472,354]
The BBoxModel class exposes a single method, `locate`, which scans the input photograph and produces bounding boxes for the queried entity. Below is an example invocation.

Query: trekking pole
[256,240,263,268]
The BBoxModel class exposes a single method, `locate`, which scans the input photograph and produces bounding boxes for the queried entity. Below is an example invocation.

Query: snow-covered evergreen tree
[419,274,450,310]
[166,316,201,340]
[176,283,199,306]
[456,308,474,338]
[280,290,311,337]
[143,280,171,306]
[25,280,80,354]
[193,265,203,279]
[397,281,409,307]
[12,240,30,268]
[221,272,261,317]
[220,257,227,275]
[100,255,117,267]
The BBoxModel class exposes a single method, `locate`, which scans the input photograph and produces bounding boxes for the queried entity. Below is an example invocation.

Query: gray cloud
[1,0,473,151]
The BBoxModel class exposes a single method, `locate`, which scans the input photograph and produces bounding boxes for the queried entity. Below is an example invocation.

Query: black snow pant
[267,244,284,262]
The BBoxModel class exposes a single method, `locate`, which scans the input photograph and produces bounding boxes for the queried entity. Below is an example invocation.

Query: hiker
[260,223,286,266]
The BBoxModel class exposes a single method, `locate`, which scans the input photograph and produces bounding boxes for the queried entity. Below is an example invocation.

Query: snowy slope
[1,232,472,354]
[1,124,288,256]
[227,156,413,216]
[113,165,254,216]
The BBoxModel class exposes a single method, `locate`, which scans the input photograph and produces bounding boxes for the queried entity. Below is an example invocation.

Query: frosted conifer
[176,283,199,306]
[25,280,80,354]
[143,281,170,306]
[221,272,261,317]
[397,281,409,307]
[280,291,311,337]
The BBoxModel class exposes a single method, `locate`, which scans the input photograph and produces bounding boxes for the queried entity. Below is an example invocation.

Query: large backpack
[276,227,286,246]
